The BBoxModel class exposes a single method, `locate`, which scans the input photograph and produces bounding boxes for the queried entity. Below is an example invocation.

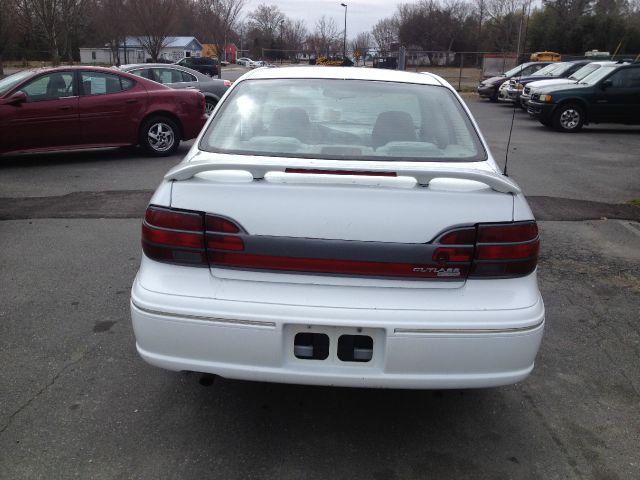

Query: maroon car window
[21,72,75,102]
[80,72,134,96]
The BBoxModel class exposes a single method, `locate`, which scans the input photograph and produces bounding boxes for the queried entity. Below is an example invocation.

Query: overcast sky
[242,0,398,38]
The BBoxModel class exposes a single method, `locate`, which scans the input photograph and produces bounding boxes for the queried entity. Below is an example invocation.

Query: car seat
[268,107,313,143]
[371,111,416,148]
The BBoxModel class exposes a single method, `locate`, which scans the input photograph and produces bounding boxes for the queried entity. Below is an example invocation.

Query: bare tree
[129,0,179,61]
[95,0,128,65]
[372,17,397,56]
[0,0,18,74]
[18,0,62,65]
[309,15,340,56]
[350,31,371,65]
[283,18,307,57]
[196,0,245,61]
[248,3,285,37]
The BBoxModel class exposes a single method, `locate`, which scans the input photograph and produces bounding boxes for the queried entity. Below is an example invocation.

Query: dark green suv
[527,62,640,132]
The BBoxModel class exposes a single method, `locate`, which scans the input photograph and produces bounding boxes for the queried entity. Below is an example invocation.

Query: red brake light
[207,234,245,251]
[438,228,476,245]
[470,222,540,278]
[206,215,241,233]
[142,206,207,266]
[477,223,538,243]
[476,242,539,260]
[141,207,539,280]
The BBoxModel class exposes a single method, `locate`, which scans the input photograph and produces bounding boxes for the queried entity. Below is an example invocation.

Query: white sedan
[236,57,253,67]
[131,66,545,389]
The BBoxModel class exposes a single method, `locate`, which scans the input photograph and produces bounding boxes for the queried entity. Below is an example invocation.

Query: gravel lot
[0,97,638,479]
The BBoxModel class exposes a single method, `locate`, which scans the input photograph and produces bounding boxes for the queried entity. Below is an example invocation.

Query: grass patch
[627,199,640,207]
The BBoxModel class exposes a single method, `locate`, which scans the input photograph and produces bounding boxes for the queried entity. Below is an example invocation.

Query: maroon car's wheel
[140,116,180,156]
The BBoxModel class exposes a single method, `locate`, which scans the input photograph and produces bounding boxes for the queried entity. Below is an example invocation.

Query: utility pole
[280,19,285,64]
[341,3,347,59]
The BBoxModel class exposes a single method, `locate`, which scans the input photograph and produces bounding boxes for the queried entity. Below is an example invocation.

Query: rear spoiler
[165,160,521,194]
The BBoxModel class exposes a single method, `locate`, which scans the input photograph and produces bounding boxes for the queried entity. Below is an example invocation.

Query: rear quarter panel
[144,88,207,140]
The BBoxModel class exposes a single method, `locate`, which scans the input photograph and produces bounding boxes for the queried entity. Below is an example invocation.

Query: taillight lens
[142,207,539,280]
[142,206,207,266]
[470,221,540,278]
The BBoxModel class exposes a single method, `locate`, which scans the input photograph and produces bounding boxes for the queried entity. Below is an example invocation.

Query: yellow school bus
[530,51,561,62]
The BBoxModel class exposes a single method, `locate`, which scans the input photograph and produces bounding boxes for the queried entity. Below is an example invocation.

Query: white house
[80,36,203,65]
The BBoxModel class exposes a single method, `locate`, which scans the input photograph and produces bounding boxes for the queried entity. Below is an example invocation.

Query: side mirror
[1,91,27,106]
[601,79,613,90]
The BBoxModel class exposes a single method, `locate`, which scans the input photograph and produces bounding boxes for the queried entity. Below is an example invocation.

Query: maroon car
[0,66,207,157]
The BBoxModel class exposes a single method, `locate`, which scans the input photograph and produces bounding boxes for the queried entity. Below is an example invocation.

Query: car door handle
[126,99,138,104]
[185,86,197,89]
[59,105,72,111]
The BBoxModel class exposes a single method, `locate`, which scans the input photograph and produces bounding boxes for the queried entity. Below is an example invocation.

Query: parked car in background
[237,57,253,67]
[175,57,219,76]
[131,66,545,389]
[477,62,552,101]
[506,60,592,107]
[497,63,564,103]
[250,60,275,68]
[0,66,207,156]
[520,61,620,109]
[119,63,231,115]
[497,79,511,102]
[528,61,640,132]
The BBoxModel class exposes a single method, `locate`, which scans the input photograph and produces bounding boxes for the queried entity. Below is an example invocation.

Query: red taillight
[470,222,540,278]
[206,215,241,233]
[207,234,245,251]
[477,223,538,243]
[142,206,539,280]
[205,214,245,251]
[142,206,207,266]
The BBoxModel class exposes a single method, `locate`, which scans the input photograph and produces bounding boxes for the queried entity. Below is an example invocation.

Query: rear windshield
[200,79,487,163]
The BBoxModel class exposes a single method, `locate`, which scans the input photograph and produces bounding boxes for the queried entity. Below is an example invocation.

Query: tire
[205,98,218,116]
[552,104,584,132]
[489,89,498,102]
[139,115,180,157]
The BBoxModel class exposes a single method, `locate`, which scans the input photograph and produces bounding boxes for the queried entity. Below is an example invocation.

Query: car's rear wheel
[205,98,217,115]
[140,116,180,156]
[553,104,584,132]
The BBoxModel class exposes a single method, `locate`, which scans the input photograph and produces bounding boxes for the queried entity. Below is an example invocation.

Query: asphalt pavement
[0,97,639,479]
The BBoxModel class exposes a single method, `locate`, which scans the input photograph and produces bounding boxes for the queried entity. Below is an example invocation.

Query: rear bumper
[131,271,545,389]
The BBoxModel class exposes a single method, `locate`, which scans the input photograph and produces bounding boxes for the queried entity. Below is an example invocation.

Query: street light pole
[340,3,347,59]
